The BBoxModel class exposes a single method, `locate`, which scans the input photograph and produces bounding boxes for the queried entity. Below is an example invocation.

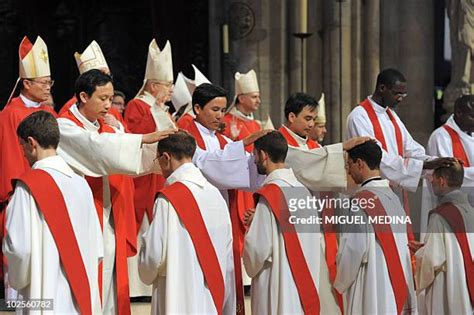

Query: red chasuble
[356,190,409,315]
[430,203,474,305]
[222,113,262,152]
[442,125,471,167]
[255,184,321,315]
[60,109,136,315]
[15,169,92,315]
[159,182,226,315]
[176,112,195,130]
[124,98,166,232]
[184,120,246,315]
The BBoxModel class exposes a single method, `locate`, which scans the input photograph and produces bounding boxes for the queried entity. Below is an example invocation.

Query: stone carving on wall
[444,0,474,112]
[229,2,255,40]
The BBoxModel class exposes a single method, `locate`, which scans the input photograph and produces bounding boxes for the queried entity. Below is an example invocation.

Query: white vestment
[346,96,431,191]
[334,179,417,314]
[57,104,157,314]
[415,190,474,315]
[139,163,236,314]
[3,155,103,314]
[244,168,340,314]
[421,115,474,236]
[281,125,347,191]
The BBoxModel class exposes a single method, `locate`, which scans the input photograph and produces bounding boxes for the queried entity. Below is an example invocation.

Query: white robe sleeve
[243,199,273,277]
[334,211,369,294]
[415,214,447,292]
[347,111,425,191]
[57,118,157,177]
[192,141,251,190]
[3,183,33,290]
[138,197,169,285]
[285,143,347,191]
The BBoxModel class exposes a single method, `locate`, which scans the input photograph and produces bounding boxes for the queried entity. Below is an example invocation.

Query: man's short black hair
[433,161,464,188]
[454,94,474,114]
[376,68,406,89]
[113,90,126,99]
[17,111,60,149]
[284,92,318,120]
[157,130,197,160]
[347,140,382,170]
[254,131,288,163]
[192,83,227,115]
[75,69,113,101]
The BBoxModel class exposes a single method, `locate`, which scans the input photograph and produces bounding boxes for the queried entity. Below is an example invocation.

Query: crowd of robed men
[0,35,473,315]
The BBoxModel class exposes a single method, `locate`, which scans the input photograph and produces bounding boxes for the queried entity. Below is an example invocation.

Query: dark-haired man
[4,111,102,314]
[415,160,473,314]
[139,131,235,314]
[181,82,268,313]
[57,69,175,314]
[335,140,417,314]
[421,94,474,233]
[278,92,369,314]
[347,68,453,191]
[244,131,337,314]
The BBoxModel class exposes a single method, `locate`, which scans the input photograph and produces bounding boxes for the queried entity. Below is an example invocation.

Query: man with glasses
[123,38,176,299]
[0,36,58,298]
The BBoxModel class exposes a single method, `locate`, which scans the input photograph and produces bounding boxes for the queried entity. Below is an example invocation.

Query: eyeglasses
[152,81,174,88]
[27,79,55,87]
[389,89,408,98]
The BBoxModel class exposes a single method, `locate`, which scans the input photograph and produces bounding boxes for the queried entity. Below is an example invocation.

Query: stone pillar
[323,0,352,143]
[363,0,380,96]
[397,0,434,146]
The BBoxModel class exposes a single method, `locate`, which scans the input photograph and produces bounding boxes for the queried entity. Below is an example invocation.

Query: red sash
[60,109,133,315]
[255,184,320,315]
[356,190,409,315]
[430,203,474,304]
[159,182,225,314]
[15,169,92,315]
[443,125,471,167]
[184,120,246,314]
[320,192,344,314]
[279,126,320,149]
[360,99,415,248]
[360,98,403,155]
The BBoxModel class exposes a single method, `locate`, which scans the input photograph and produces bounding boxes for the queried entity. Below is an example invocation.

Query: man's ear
[79,91,89,104]
[163,152,172,162]
[288,112,296,124]
[193,104,201,115]
[26,136,36,148]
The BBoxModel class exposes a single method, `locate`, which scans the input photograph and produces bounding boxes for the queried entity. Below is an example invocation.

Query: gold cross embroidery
[40,49,48,63]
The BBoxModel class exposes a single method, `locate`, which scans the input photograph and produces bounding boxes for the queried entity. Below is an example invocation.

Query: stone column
[363,0,380,96]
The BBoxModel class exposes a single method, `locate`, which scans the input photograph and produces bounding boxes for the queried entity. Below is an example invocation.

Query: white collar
[136,91,157,107]
[166,162,207,188]
[447,114,474,137]
[263,168,300,186]
[70,104,100,131]
[195,120,216,137]
[356,178,390,190]
[230,106,255,121]
[20,93,40,108]
[439,189,470,206]
[368,95,390,114]
[32,155,75,177]
[282,125,308,147]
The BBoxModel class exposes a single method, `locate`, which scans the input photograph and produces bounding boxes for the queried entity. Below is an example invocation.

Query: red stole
[278,126,320,149]
[255,184,320,315]
[360,98,403,155]
[185,120,246,314]
[320,192,344,314]
[58,96,77,116]
[430,203,474,305]
[359,98,415,250]
[176,112,195,130]
[60,109,134,315]
[442,125,471,167]
[159,182,225,314]
[356,190,409,315]
[15,169,92,315]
